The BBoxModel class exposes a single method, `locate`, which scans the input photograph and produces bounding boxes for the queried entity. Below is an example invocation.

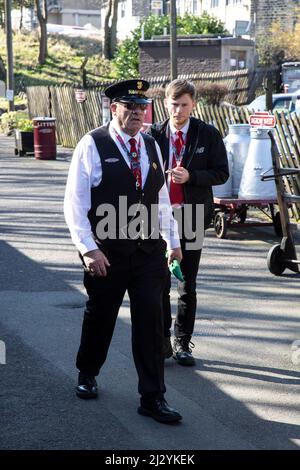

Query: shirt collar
[110,120,140,144]
[169,119,190,137]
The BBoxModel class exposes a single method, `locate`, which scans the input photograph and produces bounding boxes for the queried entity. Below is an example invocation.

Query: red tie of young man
[129,138,142,190]
[169,130,184,206]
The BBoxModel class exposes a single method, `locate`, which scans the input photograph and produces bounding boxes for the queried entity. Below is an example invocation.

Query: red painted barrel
[33,117,56,160]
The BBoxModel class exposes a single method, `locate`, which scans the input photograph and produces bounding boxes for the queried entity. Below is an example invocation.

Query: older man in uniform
[64,79,182,423]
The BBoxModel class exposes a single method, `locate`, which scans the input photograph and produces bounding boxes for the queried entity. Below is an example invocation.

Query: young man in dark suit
[149,79,229,366]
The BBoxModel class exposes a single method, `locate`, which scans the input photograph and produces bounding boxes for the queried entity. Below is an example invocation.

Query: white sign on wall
[6,89,14,101]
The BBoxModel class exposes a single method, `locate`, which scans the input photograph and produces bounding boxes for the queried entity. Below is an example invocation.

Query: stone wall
[132,0,151,17]
[139,39,222,77]
[139,37,255,77]
[251,0,300,37]
[62,0,102,9]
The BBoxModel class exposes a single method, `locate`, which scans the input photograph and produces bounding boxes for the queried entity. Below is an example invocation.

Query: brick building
[250,0,300,37]
[199,0,300,39]
[139,36,255,77]
[47,0,102,28]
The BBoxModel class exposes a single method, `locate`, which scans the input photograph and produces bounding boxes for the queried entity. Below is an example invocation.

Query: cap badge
[137,81,143,90]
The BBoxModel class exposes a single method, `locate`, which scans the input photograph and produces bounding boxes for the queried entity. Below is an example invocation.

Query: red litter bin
[33,117,57,160]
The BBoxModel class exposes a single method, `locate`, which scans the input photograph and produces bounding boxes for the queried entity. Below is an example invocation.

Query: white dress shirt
[64,120,180,255]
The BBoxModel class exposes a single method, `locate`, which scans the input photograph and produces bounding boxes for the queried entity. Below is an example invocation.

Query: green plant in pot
[14,117,34,157]
[17,118,34,132]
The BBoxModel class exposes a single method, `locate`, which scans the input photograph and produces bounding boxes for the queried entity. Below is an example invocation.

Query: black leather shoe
[163,337,173,359]
[76,372,98,399]
[138,398,182,423]
[173,336,196,366]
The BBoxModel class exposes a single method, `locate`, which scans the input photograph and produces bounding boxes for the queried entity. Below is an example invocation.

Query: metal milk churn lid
[223,124,251,196]
[238,127,277,199]
[213,149,233,198]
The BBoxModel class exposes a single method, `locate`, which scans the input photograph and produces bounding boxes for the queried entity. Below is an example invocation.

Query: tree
[103,0,119,60]
[0,0,34,29]
[256,7,300,65]
[35,0,47,65]
[113,13,228,79]
[19,0,34,30]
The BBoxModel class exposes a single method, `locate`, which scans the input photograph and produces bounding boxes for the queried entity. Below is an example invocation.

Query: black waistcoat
[88,125,165,255]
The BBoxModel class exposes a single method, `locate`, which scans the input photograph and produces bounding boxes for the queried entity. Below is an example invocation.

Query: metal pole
[170,0,177,80]
[5,0,14,111]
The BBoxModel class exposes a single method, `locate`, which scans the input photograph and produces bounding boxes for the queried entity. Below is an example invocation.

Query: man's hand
[167,247,183,266]
[171,166,190,184]
[83,249,110,277]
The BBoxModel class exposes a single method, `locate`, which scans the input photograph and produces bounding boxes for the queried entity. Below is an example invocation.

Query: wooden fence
[274,111,300,221]
[86,67,280,106]
[27,85,252,145]
[26,85,300,221]
[153,98,251,137]
[27,86,103,148]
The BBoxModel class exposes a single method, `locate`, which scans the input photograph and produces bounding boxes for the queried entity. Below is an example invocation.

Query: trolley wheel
[273,211,283,237]
[214,212,227,239]
[14,148,19,155]
[267,244,286,275]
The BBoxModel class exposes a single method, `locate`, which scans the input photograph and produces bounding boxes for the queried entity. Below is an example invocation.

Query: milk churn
[238,127,276,199]
[213,149,233,198]
[224,124,251,196]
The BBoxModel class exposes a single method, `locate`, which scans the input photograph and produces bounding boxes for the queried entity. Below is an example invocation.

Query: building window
[192,0,198,14]
[120,1,125,18]
[211,0,219,7]
[230,50,247,70]
[151,0,163,16]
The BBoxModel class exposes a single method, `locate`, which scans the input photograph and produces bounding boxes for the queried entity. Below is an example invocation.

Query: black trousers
[163,236,202,339]
[76,241,168,400]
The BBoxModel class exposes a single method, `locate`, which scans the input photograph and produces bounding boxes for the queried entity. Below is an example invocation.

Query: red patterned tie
[169,130,184,206]
[129,138,142,190]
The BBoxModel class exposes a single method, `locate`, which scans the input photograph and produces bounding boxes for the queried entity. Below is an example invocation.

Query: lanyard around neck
[113,128,141,162]
[170,133,186,165]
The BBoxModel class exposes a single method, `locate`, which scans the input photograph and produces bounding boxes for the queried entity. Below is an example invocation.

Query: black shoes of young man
[76,372,98,399]
[173,336,196,366]
[138,398,182,424]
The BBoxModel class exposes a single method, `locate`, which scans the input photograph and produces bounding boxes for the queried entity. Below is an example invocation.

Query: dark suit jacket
[149,116,229,229]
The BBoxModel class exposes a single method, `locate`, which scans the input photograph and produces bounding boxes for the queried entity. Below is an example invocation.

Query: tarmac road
[0,135,299,450]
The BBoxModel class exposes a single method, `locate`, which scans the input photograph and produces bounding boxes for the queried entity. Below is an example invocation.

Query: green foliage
[113,13,228,79]
[177,12,228,35]
[17,118,33,131]
[256,8,300,65]
[256,35,284,66]
[0,110,30,134]
[113,15,169,78]
[113,32,141,79]
[0,30,116,92]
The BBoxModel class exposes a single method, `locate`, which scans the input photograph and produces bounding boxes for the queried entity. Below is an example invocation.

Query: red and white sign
[75,89,86,103]
[249,111,276,128]
[102,95,111,125]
